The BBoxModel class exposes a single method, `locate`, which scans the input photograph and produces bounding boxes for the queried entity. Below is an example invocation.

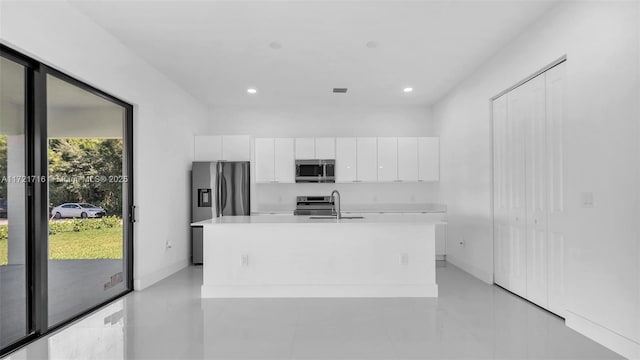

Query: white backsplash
[255,182,441,212]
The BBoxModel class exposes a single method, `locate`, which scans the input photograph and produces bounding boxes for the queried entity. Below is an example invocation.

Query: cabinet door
[418,137,439,181]
[545,62,566,317]
[295,138,315,159]
[335,137,357,182]
[356,137,377,182]
[222,135,251,161]
[254,138,274,182]
[315,137,335,159]
[377,137,398,182]
[524,75,549,308]
[194,135,222,161]
[274,138,295,183]
[398,137,419,181]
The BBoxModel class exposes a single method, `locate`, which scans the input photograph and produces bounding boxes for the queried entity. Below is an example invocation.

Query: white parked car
[51,203,106,219]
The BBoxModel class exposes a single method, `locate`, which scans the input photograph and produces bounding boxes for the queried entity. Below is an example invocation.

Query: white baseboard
[202,284,438,298]
[134,259,189,290]
[445,254,493,284]
[565,310,640,360]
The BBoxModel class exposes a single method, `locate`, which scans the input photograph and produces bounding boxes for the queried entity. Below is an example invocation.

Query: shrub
[49,215,121,234]
[0,225,7,241]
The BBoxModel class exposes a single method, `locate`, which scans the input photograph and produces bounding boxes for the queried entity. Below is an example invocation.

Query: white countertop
[192,214,446,226]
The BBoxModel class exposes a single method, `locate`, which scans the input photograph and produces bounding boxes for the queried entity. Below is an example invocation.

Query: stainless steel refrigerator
[191,161,250,264]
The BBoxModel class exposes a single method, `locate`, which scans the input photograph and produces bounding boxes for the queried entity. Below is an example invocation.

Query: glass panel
[0,57,28,348]
[299,164,322,177]
[46,74,127,327]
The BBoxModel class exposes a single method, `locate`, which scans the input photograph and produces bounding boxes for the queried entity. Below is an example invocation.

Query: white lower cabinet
[493,62,566,316]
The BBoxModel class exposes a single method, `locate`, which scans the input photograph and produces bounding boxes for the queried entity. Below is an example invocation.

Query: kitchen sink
[309,216,365,220]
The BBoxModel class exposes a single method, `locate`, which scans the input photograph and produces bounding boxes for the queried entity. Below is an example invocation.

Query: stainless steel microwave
[295,159,335,183]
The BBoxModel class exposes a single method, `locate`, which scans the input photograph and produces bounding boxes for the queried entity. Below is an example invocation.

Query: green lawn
[0,220,123,265]
[0,238,6,266]
[49,226,122,260]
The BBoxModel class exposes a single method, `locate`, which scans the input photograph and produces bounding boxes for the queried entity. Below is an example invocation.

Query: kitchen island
[192,214,440,298]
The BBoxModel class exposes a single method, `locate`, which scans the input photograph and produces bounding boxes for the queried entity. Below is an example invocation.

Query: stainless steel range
[293,195,335,216]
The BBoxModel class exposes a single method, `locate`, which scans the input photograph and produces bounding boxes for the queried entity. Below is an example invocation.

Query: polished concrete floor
[0,260,126,349]
[3,262,622,360]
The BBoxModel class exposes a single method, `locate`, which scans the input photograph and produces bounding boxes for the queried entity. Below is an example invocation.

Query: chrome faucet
[331,189,342,219]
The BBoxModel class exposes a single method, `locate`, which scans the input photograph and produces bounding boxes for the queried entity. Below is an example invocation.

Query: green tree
[48,138,123,216]
[0,135,7,199]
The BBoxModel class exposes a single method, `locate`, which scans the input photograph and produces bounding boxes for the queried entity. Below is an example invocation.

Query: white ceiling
[70,0,559,107]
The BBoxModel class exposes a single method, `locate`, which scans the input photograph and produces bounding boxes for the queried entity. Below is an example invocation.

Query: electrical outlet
[581,192,594,208]
[241,254,249,267]
[165,240,172,250]
[400,253,409,266]
[459,238,465,247]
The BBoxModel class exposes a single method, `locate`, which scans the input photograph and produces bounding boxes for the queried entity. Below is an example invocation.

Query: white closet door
[545,62,566,317]
[506,85,528,298]
[524,74,549,308]
[492,95,510,288]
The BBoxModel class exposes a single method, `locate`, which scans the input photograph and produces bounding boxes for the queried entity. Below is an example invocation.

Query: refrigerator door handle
[221,176,228,212]
[215,163,223,217]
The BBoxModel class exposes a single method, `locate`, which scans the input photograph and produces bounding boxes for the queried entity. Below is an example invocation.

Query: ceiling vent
[332,88,348,94]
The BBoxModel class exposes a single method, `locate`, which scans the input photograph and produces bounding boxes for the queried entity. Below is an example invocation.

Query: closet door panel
[506,86,527,297]
[546,62,567,316]
[524,75,549,308]
[492,95,510,288]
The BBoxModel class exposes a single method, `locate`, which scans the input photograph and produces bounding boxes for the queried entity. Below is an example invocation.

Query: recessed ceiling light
[247,88,257,94]
[403,87,413,93]
[269,41,282,50]
[365,41,378,49]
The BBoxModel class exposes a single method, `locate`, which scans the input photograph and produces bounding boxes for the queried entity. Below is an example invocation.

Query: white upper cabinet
[295,138,315,159]
[254,138,294,183]
[418,137,439,181]
[194,135,222,161]
[398,137,419,181]
[252,136,439,184]
[356,137,378,182]
[194,135,251,161]
[222,135,251,161]
[315,137,336,159]
[274,138,295,183]
[254,138,275,182]
[335,137,357,182]
[377,137,398,182]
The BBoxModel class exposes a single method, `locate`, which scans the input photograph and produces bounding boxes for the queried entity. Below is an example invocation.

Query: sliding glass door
[0,45,133,356]
[45,73,132,327]
[0,51,30,350]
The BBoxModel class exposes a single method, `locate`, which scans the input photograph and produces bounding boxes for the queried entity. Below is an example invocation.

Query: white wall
[208,106,434,137]
[0,1,209,289]
[432,1,640,357]
[208,106,439,210]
